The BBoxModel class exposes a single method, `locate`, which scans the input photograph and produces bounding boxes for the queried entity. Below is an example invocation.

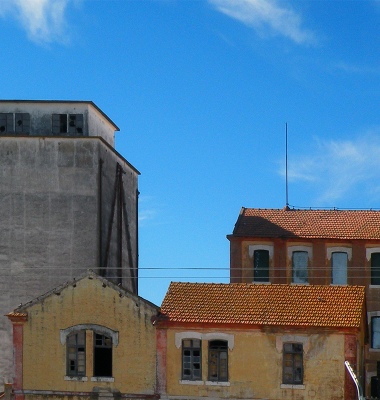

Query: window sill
[368,348,380,352]
[281,384,305,390]
[291,282,310,285]
[179,380,204,385]
[205,381,230,386]
[90,377,114,382]
[369,285,380,289]
[64,376,88,381]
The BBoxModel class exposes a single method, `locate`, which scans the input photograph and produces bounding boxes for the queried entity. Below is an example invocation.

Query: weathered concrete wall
[19,274,158,395]
[165,327,349,400]
[0,136,138,388]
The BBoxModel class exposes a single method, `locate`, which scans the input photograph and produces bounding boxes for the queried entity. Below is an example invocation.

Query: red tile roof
[231,208,380,240]
[160,282,365,328]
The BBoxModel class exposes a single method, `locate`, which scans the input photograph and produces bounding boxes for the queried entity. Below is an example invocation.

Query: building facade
[6,270,159,400]
[228,206,380,396]
[156,282,366,400]
[0,100,139,387]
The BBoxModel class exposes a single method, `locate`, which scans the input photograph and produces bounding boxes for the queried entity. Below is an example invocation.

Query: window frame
[208,340,228,382]
[66,331,86,377]
[182,339,202,381]
[372,317,380,349]
[331,251,348,285]
[52,113,84,135]
[283,343,303,385]
[292,251,308,284]
[372,253,380,286]
[253,249,270,283]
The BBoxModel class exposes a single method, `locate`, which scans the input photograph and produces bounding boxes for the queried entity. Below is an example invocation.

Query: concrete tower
[0,100,139,386]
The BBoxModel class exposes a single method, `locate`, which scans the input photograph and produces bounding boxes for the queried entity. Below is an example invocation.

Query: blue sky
[2,0,380,306]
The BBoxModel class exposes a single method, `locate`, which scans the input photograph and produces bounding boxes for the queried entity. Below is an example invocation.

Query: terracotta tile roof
[160,282,365,328]
[231,208,380,240]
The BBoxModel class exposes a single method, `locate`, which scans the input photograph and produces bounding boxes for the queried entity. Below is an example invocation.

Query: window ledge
[369,348,380,352]
[179,380,204,385]
[281,384,305,390]
[64,376,88,381]
[291,282,310,285]
[90,377,114,382]
[205,381,230,386]
[369,285,380,289]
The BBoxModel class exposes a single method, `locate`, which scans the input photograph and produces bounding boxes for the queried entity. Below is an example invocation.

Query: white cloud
[208,0,316,45]
[0,0,72,44]
[284,131,380,205]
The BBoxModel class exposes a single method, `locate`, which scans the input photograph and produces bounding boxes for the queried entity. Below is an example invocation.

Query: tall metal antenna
[285,122,289,207]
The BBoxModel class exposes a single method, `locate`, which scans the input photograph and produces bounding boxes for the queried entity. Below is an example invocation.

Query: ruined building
[0,100,139,386]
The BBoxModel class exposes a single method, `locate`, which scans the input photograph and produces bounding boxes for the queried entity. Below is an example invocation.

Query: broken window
[15,113,30,133]
[93,333,112,377]
[208,340,228,382]
[371,253,380,285]
[0,113,14,133]
[67,331,86,376]
[292,251,308,284]
[182,339,201,381]
[254,249,269,282]
[52,114,83,135]
[283,343,303,385]
[68,114,83,134]
[331,252,347,285]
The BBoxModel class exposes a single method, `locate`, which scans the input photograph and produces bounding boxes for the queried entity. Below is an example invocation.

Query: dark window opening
[15,113,30,133]
[254,249,269,282]
[292,251,308,284]
[68,114,84,134]
[67,331,86,376]
[182,339,201,381]
[372,253,380,285]
[283,343,303,384]
[208,340,228,382]
[0,113,13,133]
[93,333,112,377]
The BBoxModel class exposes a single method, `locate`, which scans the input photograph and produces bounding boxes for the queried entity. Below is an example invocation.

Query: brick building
[228,206,380,396]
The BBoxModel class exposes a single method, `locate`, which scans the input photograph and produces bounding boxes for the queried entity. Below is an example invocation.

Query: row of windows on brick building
[252,249,380,285]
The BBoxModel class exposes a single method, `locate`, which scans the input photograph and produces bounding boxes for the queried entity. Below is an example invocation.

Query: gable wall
[21,277,157,395]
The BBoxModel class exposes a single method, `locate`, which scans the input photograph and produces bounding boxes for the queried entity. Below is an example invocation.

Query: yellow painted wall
[165,327,349,400]
[21,275,158,395]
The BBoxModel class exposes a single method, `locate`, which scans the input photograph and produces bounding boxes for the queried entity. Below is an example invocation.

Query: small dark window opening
[371,253,380,285]
[208,340,228,382]
[93,333,112,377]
[67,331,86,376]
[0,113,13,133]
[283,343,303,384]
[182,339,201,380]
[254,249,269,282]
[371,362,380,397]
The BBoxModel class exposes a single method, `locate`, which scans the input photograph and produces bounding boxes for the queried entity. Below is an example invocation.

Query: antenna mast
[285,122,289,207]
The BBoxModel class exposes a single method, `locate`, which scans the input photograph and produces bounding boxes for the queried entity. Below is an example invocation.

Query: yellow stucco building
[155,282,367,400]
[6,270,159,400]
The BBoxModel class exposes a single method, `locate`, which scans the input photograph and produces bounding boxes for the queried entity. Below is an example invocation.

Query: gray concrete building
[0,100,140,387]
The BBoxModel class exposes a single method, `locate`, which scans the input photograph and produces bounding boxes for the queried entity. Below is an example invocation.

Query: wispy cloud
[333,61,380,75]
[283,131,380,205]
[0,0,73,44]
[208,0,316,45]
